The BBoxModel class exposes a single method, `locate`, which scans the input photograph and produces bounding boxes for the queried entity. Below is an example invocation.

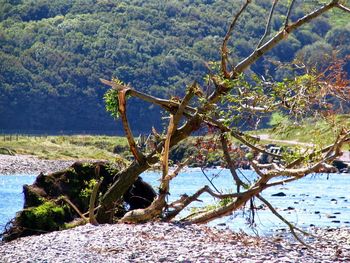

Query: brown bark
[96,1,348,224]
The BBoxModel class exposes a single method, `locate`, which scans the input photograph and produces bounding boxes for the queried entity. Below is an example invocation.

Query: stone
[271,192,286,197]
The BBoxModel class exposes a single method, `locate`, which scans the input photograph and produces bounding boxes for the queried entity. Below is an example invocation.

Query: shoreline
[1,154,350,261]
[0,154,94,175]
[1,222,349,262]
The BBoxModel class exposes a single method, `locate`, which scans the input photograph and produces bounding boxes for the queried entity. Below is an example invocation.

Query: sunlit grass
[0,135,128,160]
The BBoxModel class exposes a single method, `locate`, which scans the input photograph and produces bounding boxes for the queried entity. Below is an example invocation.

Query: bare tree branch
[119,85,197,223]
[201,115,283,159]
[284,0,296,27]
[221,0,251,78]
[336,3,350,12]
[165,185,247,221]
[164,157,192,181]
[220,132,246,192]
[117,87,145,163]
[257,0,279,48]
[101,79,197,118]
[89,180,101,226]
[257,194,312,247]
[97,1,350,224]
[286,130,350,168]
[233,1,340,76]
[60,196,87,222]
[201,167,222,193]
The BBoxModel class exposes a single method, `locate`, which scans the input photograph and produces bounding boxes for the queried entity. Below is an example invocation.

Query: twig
[60,196,87,222]
[284,0,296,27]
[336,3,350,13]
[164,157,192,181]
[201,168,221,193]
[233,1,340,75]
[221,0,251,77]
[257,0,279,48]
[220,132,246,192]
[257,194,313,248]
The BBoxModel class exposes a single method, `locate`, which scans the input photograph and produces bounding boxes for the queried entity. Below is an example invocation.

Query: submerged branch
[257,194,312,247]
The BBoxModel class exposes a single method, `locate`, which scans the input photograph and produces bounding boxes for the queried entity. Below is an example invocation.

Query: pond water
[1,169,350,236]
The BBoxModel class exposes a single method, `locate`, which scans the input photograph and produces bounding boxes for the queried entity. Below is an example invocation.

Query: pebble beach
[0,223,349,262]
[0,154,81,175]
[1,154,350,262]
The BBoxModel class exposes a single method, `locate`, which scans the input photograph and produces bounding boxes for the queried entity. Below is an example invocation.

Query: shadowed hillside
[0,0,348,133]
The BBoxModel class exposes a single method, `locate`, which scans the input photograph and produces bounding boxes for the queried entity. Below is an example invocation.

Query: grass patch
[0,135,128,160]
[258,114,350,150]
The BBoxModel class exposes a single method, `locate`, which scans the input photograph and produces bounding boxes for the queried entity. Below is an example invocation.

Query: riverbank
[0,222,349,262]
[0,154,92,175]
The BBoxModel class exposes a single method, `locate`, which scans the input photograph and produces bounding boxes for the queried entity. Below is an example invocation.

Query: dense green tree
[0,0,348,133]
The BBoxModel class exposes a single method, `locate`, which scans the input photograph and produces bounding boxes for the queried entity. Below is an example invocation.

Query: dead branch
[220,132,246,192]
[221,0,251,78]
[89,180,102,226]
[202,115,282,159]
[165,185,245,221]
[257,194,312,247]
[336,3,350,12]
[97,1,350,224]
[256,0,279,48]
[287,130,350,168]
[233,1,341,76]
[284,0,296,27]
[120,85,197,223]
[60,196,87,222]
[101,78,198,117]
[117,87,145,163]
[200,168,221,193]
[164,157,192,181]
[166,186,209,221]
[160,83,197,196]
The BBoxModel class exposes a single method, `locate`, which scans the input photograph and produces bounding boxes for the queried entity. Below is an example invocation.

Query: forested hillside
[0,0,349,133]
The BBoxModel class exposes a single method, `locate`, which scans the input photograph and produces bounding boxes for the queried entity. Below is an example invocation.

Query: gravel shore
[0,154,86,175]
[0,223,349,262]
[1,154,350,262]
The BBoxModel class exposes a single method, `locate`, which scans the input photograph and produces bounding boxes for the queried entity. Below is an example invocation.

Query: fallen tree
[3,0,349,244]
[96,0,350,234]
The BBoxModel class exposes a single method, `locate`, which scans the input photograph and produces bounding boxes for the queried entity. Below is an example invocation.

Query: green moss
[64,219,86,229]
[79,179,98,205]
[20,201,68,231]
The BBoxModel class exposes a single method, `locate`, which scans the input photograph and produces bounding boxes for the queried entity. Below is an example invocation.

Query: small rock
[331,220,341,223]
[272,192,286,197]
[326,215,337,219]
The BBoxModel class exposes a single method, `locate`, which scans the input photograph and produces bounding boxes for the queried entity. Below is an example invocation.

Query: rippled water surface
[1,169,349,235]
